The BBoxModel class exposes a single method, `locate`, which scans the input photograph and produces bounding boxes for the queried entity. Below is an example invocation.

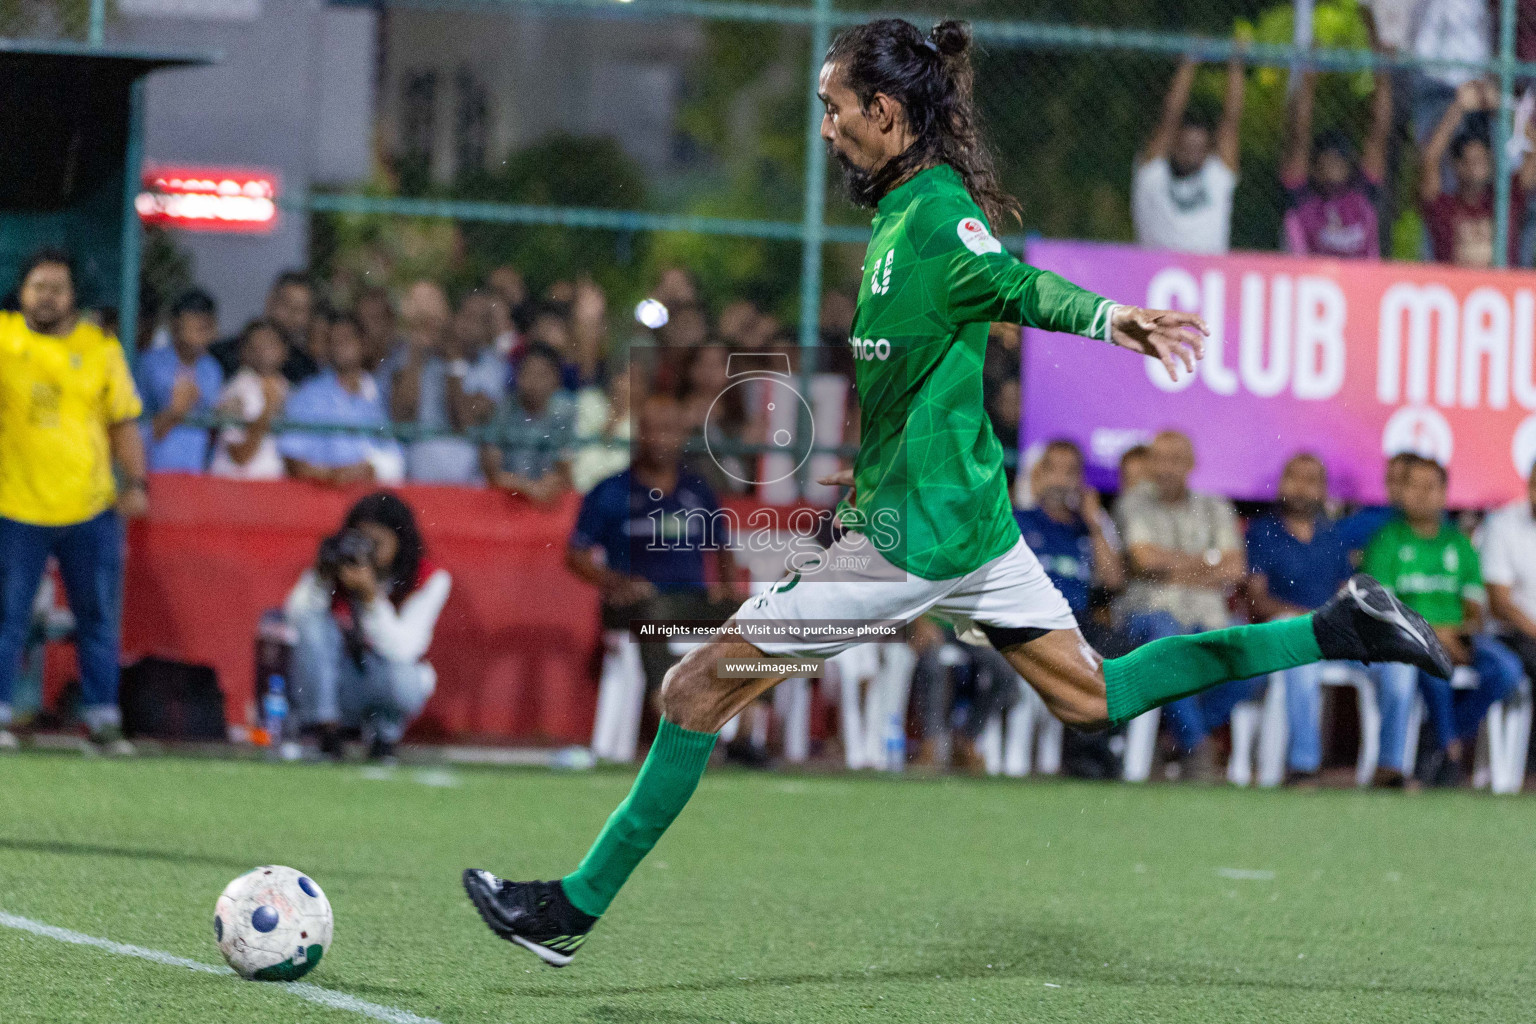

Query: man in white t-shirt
[1482,464,1536,680]
[1132,53,1247,254]
[210,319,289,480]
[1405,0,1491,144]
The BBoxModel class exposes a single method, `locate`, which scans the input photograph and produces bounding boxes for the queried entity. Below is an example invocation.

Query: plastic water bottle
[883,716,906,773]
[552,746,596,771]
[262,674,292,761]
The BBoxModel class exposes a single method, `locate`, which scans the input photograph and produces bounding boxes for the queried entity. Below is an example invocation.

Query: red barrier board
[112,475,601,744]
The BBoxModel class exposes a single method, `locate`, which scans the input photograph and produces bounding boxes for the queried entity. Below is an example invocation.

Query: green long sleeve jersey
[844,164,1115,580]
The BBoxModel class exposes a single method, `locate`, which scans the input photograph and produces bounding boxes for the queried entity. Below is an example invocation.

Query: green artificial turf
[1,752,1534,1022]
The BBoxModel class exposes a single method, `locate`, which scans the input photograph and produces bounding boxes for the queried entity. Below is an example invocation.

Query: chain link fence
[303,1,1536,325]
[11,0,1536,482]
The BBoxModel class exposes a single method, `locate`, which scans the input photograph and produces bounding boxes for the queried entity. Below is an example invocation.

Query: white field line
[1215,867,1277,881]
[0,910,443,1024]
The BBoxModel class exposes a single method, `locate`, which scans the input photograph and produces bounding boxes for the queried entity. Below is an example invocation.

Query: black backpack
[119,657,227,741]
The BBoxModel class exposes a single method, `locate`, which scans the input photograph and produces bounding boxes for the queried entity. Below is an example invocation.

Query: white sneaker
[0,729,19,751]
[87,726,135,757]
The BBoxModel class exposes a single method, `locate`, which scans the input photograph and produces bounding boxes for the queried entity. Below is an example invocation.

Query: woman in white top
[210,319,289,479]
[286,492,452,759]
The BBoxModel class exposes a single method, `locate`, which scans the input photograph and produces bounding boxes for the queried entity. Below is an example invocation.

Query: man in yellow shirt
[0,248,149,752]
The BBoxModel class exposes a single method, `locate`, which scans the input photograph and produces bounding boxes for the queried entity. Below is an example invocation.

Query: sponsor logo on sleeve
[957,217,1001,255]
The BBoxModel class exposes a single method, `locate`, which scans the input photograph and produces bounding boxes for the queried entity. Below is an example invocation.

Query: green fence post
[799,0,831,350]
[118,77,145,367]
[89,0,106,46]
[794,0,832,490]
[1496,0,1517,269]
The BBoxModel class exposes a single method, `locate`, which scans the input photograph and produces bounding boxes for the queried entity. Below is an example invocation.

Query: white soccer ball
[214,865,333,981]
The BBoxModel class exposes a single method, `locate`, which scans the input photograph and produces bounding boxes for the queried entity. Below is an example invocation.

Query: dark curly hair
[825,18,1019,228]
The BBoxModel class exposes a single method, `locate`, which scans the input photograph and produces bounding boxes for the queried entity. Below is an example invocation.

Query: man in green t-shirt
[462,18,1452,965]
[1362,457,1521,786]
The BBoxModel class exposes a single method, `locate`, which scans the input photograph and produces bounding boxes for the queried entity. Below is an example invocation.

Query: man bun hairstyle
[826,18,1021,227]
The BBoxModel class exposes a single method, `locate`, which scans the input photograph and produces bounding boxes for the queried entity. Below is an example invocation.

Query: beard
[24,304,68,332]
[834,148,884,209]
[833,143,928,209]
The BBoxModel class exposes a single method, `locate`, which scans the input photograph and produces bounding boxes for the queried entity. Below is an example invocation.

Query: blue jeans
[1418,635,1523,752]
[0,511,124,730]
[289,609,434,744]
[1370,661,1427,772]
[1124,610,1264,753]
[1283,660,1381,773]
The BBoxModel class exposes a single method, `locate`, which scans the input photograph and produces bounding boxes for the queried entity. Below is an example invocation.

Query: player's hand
[1109,305,1208,382]
[817,468,856,508]
[817,469,855,489]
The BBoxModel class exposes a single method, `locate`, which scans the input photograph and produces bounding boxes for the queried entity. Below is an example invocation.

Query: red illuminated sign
[136,166,279,234]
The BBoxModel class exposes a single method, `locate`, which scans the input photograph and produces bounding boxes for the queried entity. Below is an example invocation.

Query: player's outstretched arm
[1107,305,1208,382]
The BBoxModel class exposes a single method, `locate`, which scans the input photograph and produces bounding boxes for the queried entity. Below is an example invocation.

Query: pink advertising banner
[1021,239,1536,508]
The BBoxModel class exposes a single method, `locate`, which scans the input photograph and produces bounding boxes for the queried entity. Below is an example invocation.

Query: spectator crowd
[1134,0,1536,270]
[5,229,1536,783]
[126,263,835,509]
[7,0,1536,777]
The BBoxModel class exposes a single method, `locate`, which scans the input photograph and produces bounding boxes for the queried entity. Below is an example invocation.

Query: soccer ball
[213,866,333,981]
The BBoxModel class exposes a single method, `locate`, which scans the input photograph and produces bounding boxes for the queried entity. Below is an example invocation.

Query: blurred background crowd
[5,0,1536,789]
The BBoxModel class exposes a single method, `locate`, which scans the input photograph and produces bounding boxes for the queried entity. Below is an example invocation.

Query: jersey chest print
[868,248,894,295]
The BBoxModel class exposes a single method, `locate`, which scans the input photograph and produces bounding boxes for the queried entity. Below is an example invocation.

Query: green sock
[1103,615,1322,727]
[562,718,717,918]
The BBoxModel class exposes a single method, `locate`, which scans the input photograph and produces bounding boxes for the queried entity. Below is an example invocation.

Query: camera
[316,528,378,668]
[316,528,377,581]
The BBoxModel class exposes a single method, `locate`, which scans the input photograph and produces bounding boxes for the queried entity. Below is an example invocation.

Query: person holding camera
[285,492,451,760]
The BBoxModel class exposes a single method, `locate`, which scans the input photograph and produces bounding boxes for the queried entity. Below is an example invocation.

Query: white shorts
[734,533,1077,657]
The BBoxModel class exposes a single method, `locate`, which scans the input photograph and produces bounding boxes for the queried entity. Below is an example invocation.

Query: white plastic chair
[1484,679,1532,794]
[830,644,913,771]
[590,630,646,763]
[1232,666,1396,788]
[1122,708,1160,782]
[773,678,811,764]
[1134,664,1388,787]
[1403,668,1531,794]
[977,686,1062,777]
[1244,664,1391,788]
[1226,678,1287,787]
